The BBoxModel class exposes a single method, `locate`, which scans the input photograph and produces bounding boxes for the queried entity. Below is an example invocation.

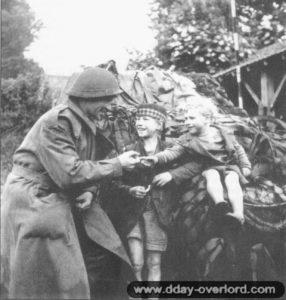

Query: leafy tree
[127,49,163,70]
[128,0,286,74]
[1,73,51,134]
[1,0,52,184]
[1,0,49,134]
[1,0,42,78]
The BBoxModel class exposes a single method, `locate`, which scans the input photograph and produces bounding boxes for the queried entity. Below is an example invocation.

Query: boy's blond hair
[184,96,218,121]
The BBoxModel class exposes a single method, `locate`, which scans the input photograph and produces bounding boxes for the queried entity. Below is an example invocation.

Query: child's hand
[242,168,251,177]
[140,156,158,167]
[118,151,140,170]
[129,186,148,199]
[152,172,173,187]
[75,191,93,210]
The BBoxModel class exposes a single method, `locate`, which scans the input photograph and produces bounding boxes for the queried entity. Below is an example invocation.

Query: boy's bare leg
[128,238,144,281]
[147,251,162,281]
[202,169,226,204]
[224,171,244,223]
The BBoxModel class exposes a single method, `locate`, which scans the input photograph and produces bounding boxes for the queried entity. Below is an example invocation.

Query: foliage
[1,72,52,135]
[128,0,286,74]
[1,0,54,185]
[184,71,248,116]
[0,72,52,185]
[1,0,42,78]
[127,49,163,70]
[238,0,286,49]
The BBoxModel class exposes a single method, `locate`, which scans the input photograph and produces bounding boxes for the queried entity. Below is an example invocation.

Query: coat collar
[135,136,164,155]
[67,100,97,135]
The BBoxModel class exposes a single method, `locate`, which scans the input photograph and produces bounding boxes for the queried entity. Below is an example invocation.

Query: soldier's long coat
[1,100,130,299]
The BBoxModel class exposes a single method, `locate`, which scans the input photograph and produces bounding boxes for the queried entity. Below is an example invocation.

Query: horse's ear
[106,60,118,75]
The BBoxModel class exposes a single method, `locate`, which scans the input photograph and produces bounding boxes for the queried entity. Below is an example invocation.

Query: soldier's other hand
[140,156,158,167]
[242,168,251,177]
[152,172,173,187]
[75,191,93,210]
[129,186,148,199]
[118,151,140,170]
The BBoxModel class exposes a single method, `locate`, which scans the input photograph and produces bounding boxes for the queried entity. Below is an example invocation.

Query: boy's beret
[136,103,167,122]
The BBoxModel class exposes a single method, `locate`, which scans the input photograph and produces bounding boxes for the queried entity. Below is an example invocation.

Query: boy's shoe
[213,201,229,220]
[223,213,244,232]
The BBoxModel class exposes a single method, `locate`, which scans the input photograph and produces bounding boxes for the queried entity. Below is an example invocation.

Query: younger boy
[142,98,251,226]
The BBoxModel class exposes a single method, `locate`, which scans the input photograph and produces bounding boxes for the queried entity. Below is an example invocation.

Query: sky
[25,0,156,76]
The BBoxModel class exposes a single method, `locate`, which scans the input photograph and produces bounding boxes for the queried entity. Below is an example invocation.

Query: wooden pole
[231,0,243,109]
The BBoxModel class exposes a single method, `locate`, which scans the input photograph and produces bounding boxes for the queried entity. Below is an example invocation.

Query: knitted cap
[137,103,167,122]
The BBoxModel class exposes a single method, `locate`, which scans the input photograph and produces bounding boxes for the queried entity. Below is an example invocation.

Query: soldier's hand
[118,151,140,170]
[140,156,158,167]
[75,191,93,210]
[129,186,148,199]
[152,172,173,187]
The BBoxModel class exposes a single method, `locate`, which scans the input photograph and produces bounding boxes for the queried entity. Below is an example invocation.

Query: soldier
[1,67,140,299]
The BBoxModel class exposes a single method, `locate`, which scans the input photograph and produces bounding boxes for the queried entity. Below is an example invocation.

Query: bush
[1,71,52,185]
[1,72,51,134]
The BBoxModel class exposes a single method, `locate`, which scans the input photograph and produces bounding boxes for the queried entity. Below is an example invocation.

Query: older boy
[108,103,201,283]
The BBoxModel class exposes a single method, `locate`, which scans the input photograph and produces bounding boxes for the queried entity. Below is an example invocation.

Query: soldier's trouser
[73,208,124,299]
[83,242,122,299]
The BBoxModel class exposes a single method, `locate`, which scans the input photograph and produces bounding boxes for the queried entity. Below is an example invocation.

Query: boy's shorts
[206,165,248,185]
[127,206,167,252]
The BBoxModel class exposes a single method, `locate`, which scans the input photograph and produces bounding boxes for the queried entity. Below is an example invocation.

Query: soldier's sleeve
[81,185,100,198]
[37,120,122,190]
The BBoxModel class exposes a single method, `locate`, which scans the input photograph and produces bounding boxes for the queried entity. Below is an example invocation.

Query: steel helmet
[67,67,122,98]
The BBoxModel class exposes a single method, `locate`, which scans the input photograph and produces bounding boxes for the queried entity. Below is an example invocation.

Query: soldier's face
[80,97,113,120]
[136,116,161,138]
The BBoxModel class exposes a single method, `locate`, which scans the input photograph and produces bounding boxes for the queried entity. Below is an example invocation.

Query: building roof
[214,40,286,78]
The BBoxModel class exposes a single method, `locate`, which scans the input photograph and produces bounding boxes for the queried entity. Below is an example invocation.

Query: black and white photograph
[1,0,286,299]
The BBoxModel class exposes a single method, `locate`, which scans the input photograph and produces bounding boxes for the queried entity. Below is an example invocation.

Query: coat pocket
[21,191,72,242]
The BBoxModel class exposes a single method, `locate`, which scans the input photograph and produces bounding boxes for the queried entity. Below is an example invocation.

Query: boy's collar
[137,136,164,154]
